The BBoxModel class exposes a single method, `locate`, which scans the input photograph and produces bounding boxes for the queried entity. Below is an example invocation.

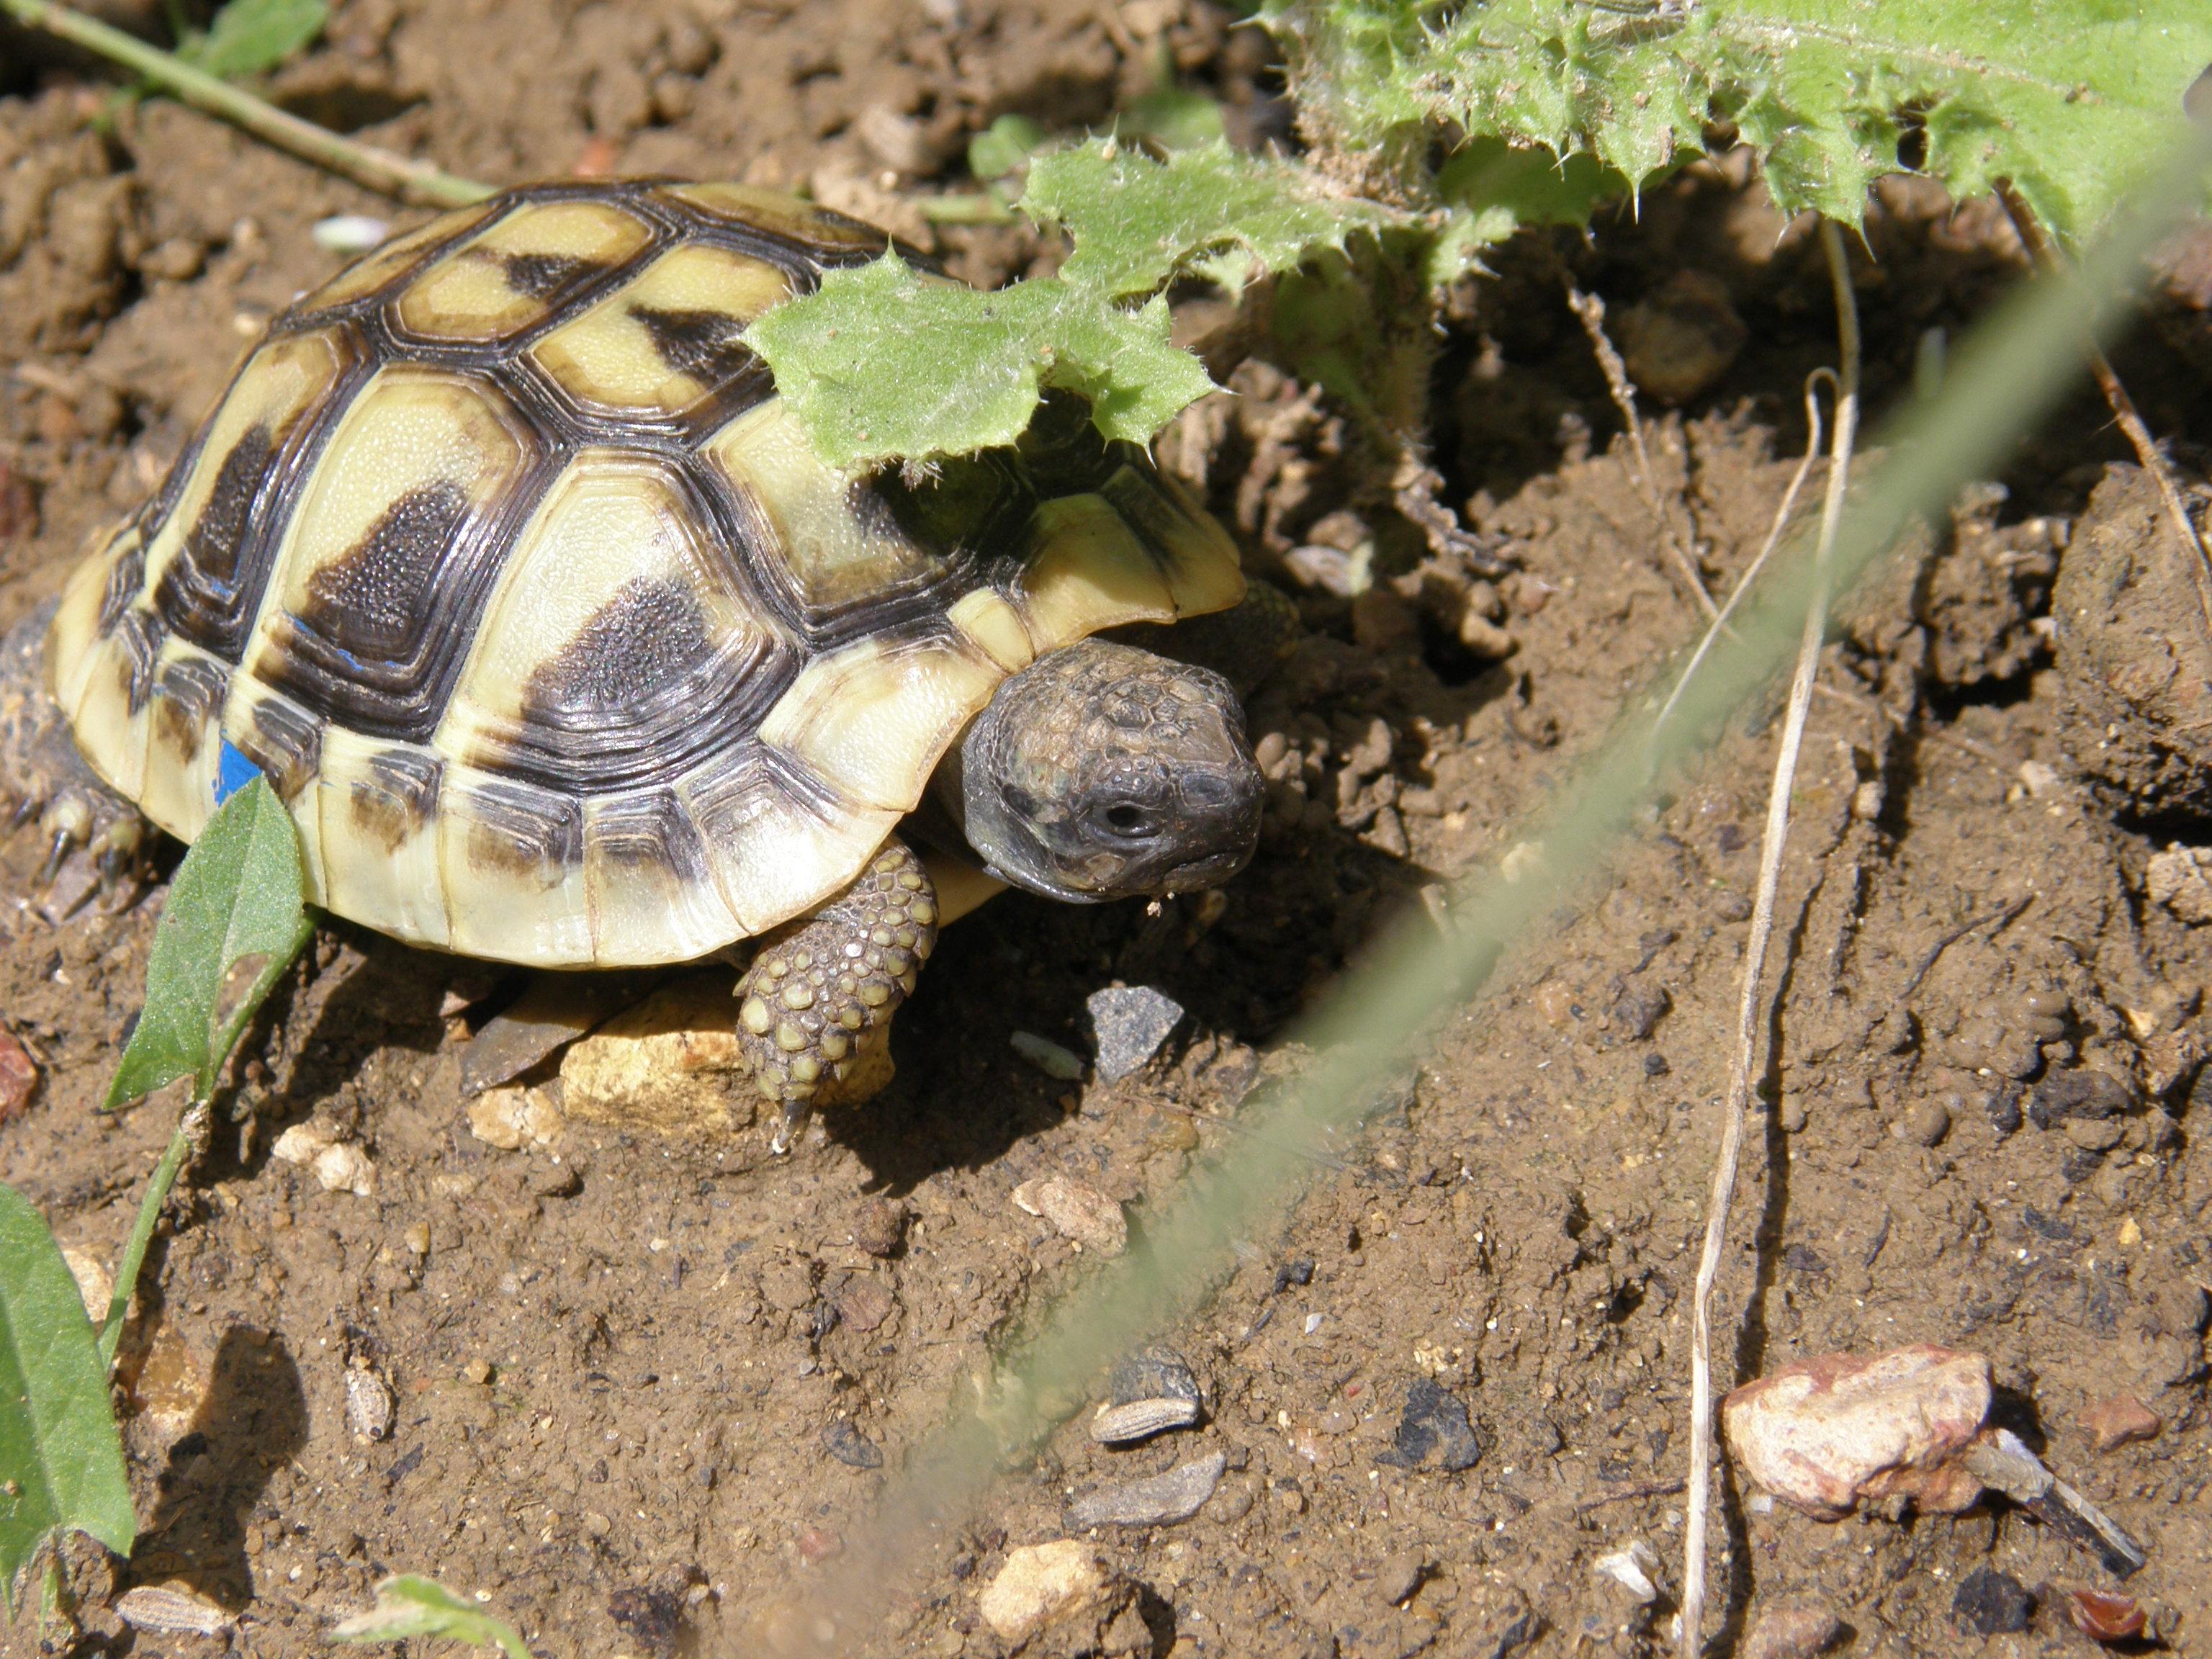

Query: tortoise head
[956,639,1263,903]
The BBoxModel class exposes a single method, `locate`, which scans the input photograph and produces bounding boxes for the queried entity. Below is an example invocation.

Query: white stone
[978,1540,1111,1646]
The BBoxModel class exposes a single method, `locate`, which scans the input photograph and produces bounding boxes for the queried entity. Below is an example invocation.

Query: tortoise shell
[45,181,1243,967]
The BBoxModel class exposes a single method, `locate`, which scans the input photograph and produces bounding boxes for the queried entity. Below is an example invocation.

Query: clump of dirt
[4,2,2212,1658]
[2053,464,2212,820]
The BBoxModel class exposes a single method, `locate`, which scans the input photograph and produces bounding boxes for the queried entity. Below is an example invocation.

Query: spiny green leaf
[1264,0,2212,242]
[104,775,313,1111]
[176,0,328,80]
[747,253,1215,470]
[330,1573,531,1659]
[0,1183,135,1614]
[1025,138,1406,299]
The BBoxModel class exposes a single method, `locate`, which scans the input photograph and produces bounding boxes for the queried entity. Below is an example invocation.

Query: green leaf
[104,775,313,1112]
[968,114,1048,181]
[1263,0,2212,242]
[1025,138,1405,299]
[330,1574,531,1659]
[747,253,1216,470]
[1117,84,1230,150]
[0,1183,135,1615]
[176,0,328,79]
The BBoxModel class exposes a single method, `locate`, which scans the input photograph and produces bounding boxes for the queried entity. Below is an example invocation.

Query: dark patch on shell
[348,747,441,848]
[459,776,584,879]
[300,481,474,660]
[525,579,717,716]
[239,696,323,802]
[150,655,227,762]
[629,303,759,390]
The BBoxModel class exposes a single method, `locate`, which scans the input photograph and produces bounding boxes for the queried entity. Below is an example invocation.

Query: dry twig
[1565,284,1719,619]
[1994,181,2212,642]
[1653,372,1832,738]
[1,0,493,207]
[1678,219,1860,1659]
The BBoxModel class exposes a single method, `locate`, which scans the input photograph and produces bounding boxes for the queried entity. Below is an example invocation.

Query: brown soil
[4,4,2211,1657]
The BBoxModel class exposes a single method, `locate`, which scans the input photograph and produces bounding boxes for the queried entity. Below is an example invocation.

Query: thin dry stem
[2,0,494,207]
[1653,372,1832,737]
[1678,218,1859,1659]
[1565,284,1720,620]
[1995,181,2212,643]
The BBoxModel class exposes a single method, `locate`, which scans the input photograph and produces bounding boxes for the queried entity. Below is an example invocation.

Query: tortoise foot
[732,836,938,1151]
[0,600,146,917]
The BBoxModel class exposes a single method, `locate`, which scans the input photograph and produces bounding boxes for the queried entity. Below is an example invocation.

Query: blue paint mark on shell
[215,739,263,804]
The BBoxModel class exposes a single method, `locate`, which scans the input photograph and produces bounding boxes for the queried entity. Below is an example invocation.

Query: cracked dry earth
[6,1,2212,1656]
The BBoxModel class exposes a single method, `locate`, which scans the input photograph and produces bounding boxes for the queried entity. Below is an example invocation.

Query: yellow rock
[559,974,752,1133]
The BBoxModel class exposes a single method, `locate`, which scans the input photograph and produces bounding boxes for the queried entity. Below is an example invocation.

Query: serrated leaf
[0,1183,135,1615]
[1025,138,1406,299]
[177,0,328,80]
[104,775,313,1111]
[331,1573,531,1658]
[747,253,1216,470]
[1264,0,2212,242]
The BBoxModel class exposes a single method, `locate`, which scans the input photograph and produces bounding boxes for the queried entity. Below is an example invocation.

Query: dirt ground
[4,2,2212,1655]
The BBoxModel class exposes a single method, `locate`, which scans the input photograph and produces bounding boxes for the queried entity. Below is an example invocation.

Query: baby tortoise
[0,179,1264,1137]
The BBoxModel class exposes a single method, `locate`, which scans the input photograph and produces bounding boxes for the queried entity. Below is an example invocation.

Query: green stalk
[0,0,494,208]
[96,1100,206,1368]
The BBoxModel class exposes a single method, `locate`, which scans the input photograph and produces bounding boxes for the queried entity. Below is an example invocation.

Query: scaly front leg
[732,836,938,1151]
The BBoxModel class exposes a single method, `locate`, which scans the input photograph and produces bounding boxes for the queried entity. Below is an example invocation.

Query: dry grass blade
[1565,282,1720,620]
[1653,372,1831,739]
[0,0,493,207]
[1677,217,1860,1659]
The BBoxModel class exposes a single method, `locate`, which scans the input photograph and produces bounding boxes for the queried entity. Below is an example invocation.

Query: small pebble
[1011,1174,1128,1255]
[59,1246,112,1323]
[403,1222,431,1257]
[1375,1377,1484,1473]
[837,1277,896,1334]
[1011,1031,1086,1080]
[1591,1541,1660,1604]
[1375,1551,1426,1607]
[979,1541,1112,1646]
[1951,1567,2033,1636]
[1741,1600,1842,1659]
[2080,1393,2162,1452]
[312,214,390,253]
[2028,1068,2136,1127]
[313,1143,377,1198]
[467,1083,564,1151]
[2067,1588,2146,1642]
[795,1525,843,1565]
[822,1419,884,1470]
[1903,1097,1951,1147]
[344,1363,395,1442]
[1067,1451,1226,1528]
[117,1585,233,1635]
[850,1196,909,1257]
[0,1030,39,1119]
[1092,1346,1202,1445]
[1087,985,1185,1082]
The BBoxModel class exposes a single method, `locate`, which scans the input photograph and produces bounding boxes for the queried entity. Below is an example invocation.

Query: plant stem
[1565,282,1719,621]
[1993,181,2212,644]
[1653,370,1830,740]
[0,0,495,208]
[98,1099,209,1368]
[1678,216,1858,1659]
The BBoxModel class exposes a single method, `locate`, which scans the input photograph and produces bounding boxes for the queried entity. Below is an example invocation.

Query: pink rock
[1722,1344,1991,1519]
[2079,1393,2161,1452]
